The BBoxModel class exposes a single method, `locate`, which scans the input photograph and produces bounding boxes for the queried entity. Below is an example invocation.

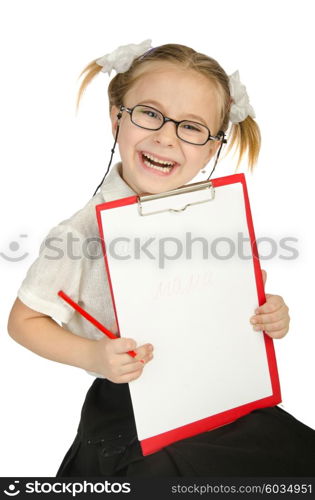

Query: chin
[145,175,184,193]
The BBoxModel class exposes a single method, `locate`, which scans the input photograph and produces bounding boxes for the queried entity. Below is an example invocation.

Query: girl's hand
[250,270,290,339]
[88,336,154,383]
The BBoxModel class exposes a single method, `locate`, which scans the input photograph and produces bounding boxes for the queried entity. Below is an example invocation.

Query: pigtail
[227,116,261,171]
[74,45,262,171]
[76,61,103,112]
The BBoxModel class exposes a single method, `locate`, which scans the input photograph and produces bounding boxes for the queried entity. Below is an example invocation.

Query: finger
[119,352,142,366]
[115,366,145,384]
[250,305,289,326]
[111,337,137,354]
[120,353,154,374]
[134,343,154,361]
[263,327,288,339]
[137,349,154,365]
[261,269,267,287]
[116,344,153,367]
[118,359,147,375]
[120,347,154,366]
[252,319,288,332]
[254,295,286,315]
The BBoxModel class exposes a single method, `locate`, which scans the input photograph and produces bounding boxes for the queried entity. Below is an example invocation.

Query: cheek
[117,122,149,150]
[189,145,213,167]
[117,122,133,146]
[205,143,215,160]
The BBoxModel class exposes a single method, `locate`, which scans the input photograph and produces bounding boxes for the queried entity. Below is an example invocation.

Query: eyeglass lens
[131,105,210,145]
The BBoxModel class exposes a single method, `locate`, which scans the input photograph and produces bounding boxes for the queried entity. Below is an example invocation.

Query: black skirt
[56,378,315,477]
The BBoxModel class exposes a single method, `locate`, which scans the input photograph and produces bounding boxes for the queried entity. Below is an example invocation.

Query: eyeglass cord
[206,134,225,180]
[92,114,122,197]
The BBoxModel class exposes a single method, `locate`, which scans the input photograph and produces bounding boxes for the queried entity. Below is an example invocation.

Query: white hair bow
[96,41,255,124]
[229,70,256,123]
[96,39,152,75]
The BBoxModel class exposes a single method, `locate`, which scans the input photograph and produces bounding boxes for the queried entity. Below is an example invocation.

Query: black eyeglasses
[119,104,226,146]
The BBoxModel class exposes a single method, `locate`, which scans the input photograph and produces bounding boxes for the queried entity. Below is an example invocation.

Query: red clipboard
[96,173,281,456]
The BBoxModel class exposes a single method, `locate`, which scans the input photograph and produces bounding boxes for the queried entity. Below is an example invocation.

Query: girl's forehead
[128,62,217,99]
[125,62,220,123]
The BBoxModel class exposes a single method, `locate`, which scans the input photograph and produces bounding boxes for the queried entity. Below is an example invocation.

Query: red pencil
[58,290,138,359]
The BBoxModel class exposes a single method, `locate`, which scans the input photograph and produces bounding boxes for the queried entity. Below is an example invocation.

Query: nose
[152,121,178,147]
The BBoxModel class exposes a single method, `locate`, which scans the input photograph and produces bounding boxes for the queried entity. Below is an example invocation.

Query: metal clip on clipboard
[138,180,215,217]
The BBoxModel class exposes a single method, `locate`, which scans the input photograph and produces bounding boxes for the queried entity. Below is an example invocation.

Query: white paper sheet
[99,181,272,441]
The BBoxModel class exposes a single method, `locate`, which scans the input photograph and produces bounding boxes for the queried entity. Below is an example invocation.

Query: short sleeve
[17,224,85,324]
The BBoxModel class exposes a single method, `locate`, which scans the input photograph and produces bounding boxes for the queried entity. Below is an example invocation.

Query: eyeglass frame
[119,104,227,146]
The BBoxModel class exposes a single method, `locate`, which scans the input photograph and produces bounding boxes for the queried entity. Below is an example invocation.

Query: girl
[7,41,315,476]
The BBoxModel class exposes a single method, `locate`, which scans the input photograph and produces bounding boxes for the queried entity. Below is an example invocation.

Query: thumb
[113,337,137,354]
[261,269,267,287]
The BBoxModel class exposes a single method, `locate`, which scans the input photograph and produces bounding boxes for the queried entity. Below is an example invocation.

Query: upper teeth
[143,152,175,166]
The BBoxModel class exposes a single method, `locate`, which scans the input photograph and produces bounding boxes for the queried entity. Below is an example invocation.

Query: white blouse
[17,163,135,377]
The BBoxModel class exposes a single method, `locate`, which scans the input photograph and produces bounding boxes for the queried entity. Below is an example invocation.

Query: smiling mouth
[141,151,177,173]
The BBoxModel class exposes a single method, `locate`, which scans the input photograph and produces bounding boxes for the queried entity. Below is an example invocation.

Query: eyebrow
[137,100,208,124]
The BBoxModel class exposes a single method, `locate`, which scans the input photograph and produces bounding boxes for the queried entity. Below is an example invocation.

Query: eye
[181,122,203,133]
[142,109,159,119]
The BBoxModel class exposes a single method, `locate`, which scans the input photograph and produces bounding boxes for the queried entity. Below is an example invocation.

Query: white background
[0,0,314,477]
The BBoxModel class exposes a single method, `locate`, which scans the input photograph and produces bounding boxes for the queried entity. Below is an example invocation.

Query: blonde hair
[76,44,261,170]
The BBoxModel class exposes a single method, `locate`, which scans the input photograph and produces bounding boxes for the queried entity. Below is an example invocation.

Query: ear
[110,105,121,138]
